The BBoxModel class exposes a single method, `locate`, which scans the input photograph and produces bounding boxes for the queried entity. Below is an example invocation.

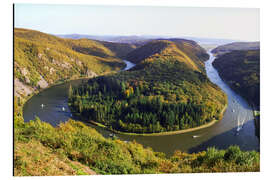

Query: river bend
[23,53,259,155]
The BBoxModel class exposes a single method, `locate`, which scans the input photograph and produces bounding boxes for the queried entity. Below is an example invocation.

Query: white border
[1,0,269,180]
[12,0,262,8]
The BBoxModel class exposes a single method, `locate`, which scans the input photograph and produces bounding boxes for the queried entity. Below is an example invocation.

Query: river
[23,52,259,156]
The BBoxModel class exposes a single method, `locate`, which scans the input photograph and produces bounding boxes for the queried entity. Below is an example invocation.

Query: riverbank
[211,52,260,140]
[86,104,228,137]
[20,69,124,118]
[251,104,260,139]
[20,76,89,117]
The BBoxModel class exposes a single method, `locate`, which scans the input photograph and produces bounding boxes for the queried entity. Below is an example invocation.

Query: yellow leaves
[124,86,134,98]
[58,121,76,133]
[14,28,126,89]
[158,159,178,173]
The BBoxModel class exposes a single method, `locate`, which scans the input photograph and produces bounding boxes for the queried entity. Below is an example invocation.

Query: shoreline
[86,104,228,137]
[20,76,92,116]
[212,52,260,140]
[20,62,129,123]
[20,70,122,115]
[251,103,260,140]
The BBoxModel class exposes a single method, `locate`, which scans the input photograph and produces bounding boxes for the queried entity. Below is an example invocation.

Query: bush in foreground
[14,117,259,175]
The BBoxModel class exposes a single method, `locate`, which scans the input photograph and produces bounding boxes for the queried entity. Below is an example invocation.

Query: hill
[69,40,227,134]
[14,28,135,99]
[125,39,209,72]
[211,42,260,57]
[212,50,260,108]
[14,117,259,175]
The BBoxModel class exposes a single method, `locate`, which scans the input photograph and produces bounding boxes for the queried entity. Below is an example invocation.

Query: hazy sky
[15,4,260,41]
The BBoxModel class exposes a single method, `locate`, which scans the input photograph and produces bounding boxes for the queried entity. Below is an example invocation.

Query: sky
[14,4,260,41]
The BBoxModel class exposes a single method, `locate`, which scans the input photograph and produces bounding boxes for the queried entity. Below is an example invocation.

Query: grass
[14,139,95,176]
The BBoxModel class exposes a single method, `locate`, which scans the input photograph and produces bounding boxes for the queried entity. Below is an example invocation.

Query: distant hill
[213,50,260,108]
[56,34,155,44]
[178,36,236,46]
[14,28,135,98]
[211,42,260,56]
[57,34,236,47]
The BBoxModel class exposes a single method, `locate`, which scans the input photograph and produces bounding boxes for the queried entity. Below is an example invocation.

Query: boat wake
[236,111,246,134]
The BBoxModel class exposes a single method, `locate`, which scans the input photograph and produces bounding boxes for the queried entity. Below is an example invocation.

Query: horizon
[14,4,259,41]
[15,27,253,44]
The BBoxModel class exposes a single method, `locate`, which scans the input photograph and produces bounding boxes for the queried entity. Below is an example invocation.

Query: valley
[14,28,260,175]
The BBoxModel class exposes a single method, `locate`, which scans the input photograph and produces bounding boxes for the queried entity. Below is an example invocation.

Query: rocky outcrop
[20,68,31,84]
[52,59,71,69]
[49,67,55,75]
[38,53,43,59]
[14,78,34,98]
[21,68,28,76]
[37,76,48,89]
[75,60,82,67]
[86,69,97,78]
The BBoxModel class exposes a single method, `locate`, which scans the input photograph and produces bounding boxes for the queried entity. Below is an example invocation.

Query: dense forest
[69,40,227,134]
[212,50,260,108]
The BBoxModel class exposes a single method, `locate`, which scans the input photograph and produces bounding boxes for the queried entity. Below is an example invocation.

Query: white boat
[109,133,117,138]
[232,109,235,112]
[192,135,199,138]
[41,104,44,108]
[62,107,65,111]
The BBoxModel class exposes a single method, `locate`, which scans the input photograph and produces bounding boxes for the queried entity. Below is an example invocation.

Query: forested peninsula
[69,39,227,134]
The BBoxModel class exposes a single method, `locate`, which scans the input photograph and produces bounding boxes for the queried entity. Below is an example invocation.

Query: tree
[68,84,73,98]
[135,86,140,96]
[121,82,126,93]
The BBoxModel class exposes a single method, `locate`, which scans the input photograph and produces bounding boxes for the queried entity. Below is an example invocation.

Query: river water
[23,53,259,156]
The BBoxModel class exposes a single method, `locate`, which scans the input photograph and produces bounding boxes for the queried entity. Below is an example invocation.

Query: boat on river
[109,133,115,137]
